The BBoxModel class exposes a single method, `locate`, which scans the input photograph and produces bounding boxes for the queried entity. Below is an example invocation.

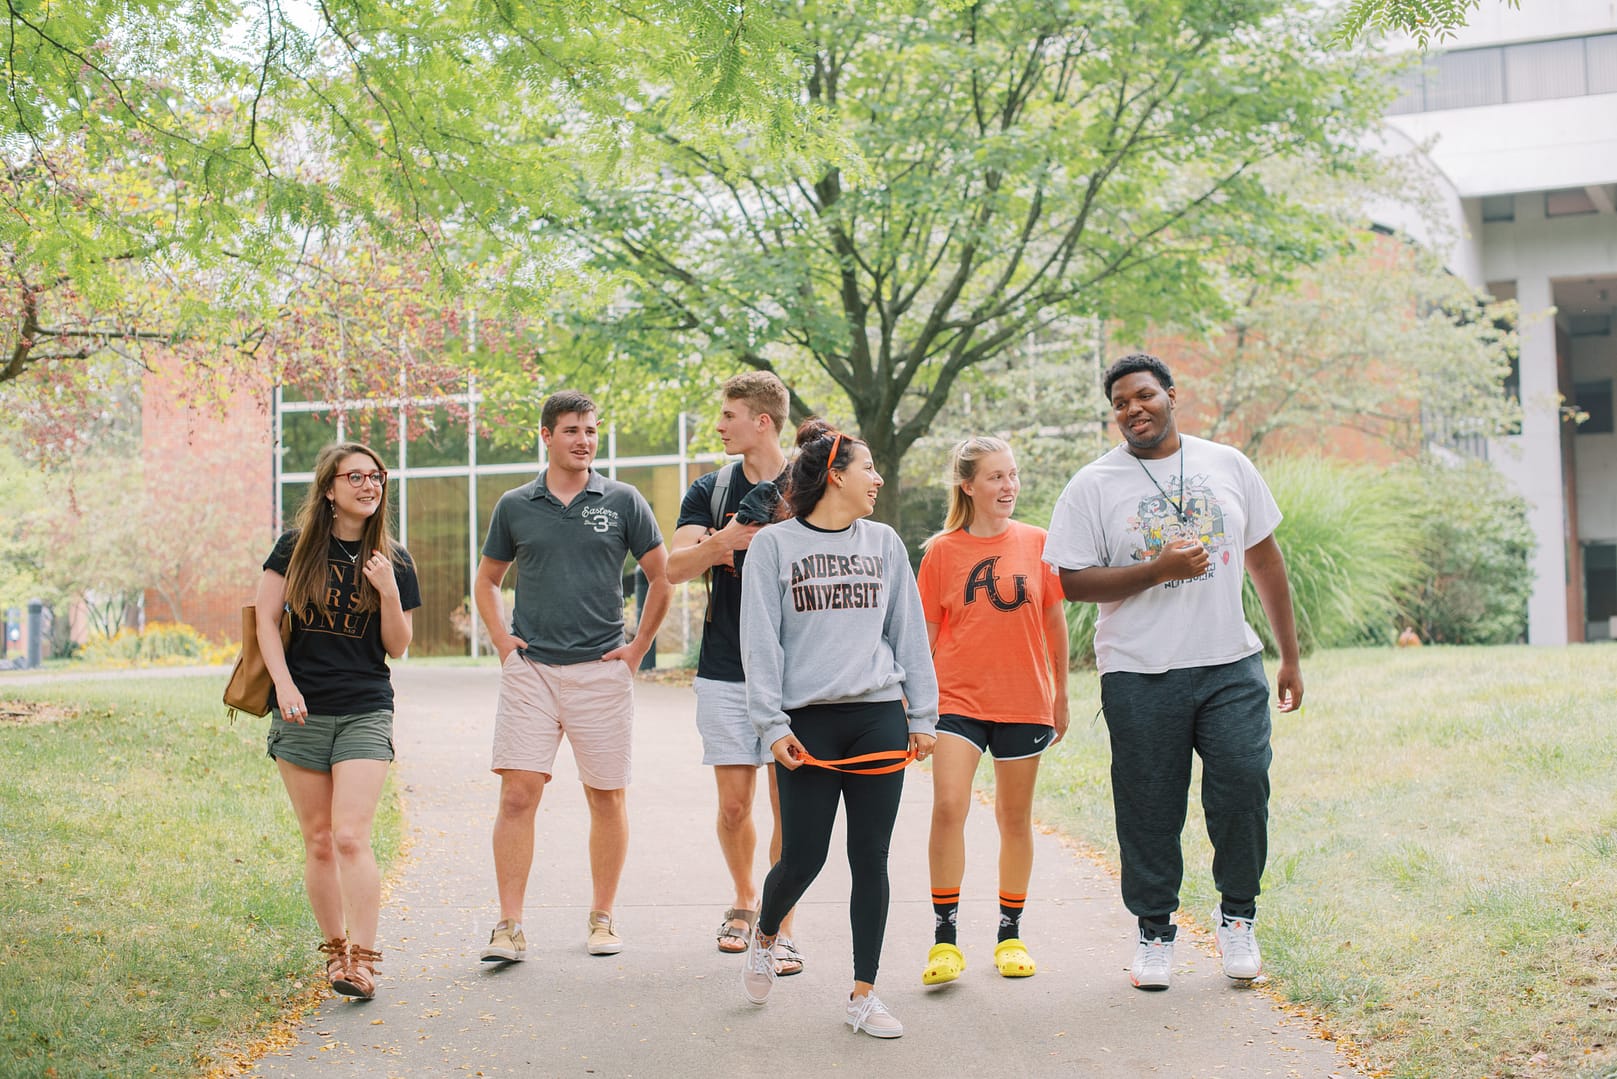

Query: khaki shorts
[266,708,394,772]
[492,653,636,789]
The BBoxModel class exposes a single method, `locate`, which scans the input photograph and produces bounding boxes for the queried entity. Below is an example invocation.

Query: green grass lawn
[1024,644,1617,1079]
[7,649,1613,1077]
[0,675,403,1077]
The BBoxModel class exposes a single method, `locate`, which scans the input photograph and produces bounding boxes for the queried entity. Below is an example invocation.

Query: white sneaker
[1131,931,1174,991]
[740,927,777,1005]
[845,992,904,1038]
[1213,907,1262,980]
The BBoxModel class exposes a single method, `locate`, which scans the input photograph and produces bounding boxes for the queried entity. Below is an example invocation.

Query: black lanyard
[1133,444,1186,524]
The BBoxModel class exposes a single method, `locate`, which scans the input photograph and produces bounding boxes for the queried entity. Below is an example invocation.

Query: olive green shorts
[266,708,395,772]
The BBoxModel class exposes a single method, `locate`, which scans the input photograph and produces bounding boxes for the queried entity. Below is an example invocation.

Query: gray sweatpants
[1098,652,1273,922]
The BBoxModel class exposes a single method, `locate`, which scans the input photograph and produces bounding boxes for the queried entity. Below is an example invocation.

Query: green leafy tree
[1331,0,1522,49]
[1401,457,1533,644]
[1181,239,1521,457]
[0,451,51,619]
[0,0,805,381]
[569,0,1392,529]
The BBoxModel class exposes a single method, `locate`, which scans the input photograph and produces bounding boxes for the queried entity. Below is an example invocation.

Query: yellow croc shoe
[993,938,1037,978]
[921,942,965,986]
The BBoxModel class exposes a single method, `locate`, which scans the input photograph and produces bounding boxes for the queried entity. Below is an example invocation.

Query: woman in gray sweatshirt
[737,419,939,1039]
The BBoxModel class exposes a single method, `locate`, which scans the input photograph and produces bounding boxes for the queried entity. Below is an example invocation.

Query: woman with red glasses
[737,419,938,1039]
[255,442,420,1000]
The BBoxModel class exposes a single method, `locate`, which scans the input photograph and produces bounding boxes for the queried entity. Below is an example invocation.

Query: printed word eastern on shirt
[789,552,885,612]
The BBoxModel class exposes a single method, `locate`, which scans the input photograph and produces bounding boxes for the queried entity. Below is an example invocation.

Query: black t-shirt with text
[676,467,783,682]
[263,530,422,715]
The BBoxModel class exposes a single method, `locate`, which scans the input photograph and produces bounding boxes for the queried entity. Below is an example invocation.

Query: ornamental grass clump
[1240,455,1423,656]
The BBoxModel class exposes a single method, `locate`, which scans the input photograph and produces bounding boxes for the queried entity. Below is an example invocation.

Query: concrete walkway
[250,666,1357,1079]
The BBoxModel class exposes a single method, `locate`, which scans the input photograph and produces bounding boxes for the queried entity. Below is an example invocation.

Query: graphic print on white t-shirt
[1126,471,1230,588]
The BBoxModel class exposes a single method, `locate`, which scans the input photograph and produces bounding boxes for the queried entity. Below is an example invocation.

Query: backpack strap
[709,461,739,528]
[703,462,740,623]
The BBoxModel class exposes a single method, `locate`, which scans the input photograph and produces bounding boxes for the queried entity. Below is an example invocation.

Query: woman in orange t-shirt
[916,437,1070,985]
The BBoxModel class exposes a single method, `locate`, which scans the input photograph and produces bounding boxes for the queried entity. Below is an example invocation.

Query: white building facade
[1379,1,1617,643]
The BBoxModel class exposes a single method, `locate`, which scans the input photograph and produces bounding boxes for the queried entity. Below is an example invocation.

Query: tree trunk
[861,420,906,532]
[870,457,903,531]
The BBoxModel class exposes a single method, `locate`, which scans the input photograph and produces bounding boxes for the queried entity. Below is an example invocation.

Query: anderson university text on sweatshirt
[739,517,940,750]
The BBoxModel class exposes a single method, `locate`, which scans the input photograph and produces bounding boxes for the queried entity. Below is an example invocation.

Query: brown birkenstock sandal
[717,908,755,954]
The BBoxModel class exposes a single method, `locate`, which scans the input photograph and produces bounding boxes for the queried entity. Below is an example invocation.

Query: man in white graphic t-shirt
[1043,353,1303,994]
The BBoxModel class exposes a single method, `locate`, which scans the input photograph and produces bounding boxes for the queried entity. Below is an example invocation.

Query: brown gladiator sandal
[318,937,354,993]
[343,944,382,1000]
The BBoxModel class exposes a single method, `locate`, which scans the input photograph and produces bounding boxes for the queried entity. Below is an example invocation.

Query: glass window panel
[373,480,403,539]
[281,410,339,474]
[1586,543,1616,625]
[1480,195,1515,222]
[615,464,688,544]
[476,426,538,466]
[345,408,401,468]
[403,476,471,656]
[1387,62,1427,115]
[1546,188,1598,216]
[1589,34,1617,94]
[476,399,541,465]
[477,474,528,552]
[1575,380,1614,434]
[1425,48,1504,110]
[1504,38,1586,102]
[612,419,680,458]
[408,404,470,468]
[278,483,310,532]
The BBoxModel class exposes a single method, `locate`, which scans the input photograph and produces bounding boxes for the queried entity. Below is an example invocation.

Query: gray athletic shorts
[694,677,770,767]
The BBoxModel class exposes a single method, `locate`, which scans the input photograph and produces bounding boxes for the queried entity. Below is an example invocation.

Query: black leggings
[757,699,908,985]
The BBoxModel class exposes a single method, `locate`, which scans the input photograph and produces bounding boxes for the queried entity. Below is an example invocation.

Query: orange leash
[792,748,915,775]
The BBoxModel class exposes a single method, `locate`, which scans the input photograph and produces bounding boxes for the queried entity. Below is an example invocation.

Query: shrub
[77,621,219,667]
[1396,456,1533,644]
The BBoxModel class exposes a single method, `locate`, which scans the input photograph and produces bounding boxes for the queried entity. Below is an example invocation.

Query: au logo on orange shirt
[963,556,1029,612]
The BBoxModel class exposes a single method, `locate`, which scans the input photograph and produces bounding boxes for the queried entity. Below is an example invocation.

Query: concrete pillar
[1513,274,1571,645]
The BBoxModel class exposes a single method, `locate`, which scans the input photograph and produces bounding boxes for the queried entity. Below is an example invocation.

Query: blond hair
[923,436,1013,551]
[720,371,789,438]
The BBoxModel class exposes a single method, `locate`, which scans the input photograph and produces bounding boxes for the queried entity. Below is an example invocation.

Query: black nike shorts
[936,713,1053,761]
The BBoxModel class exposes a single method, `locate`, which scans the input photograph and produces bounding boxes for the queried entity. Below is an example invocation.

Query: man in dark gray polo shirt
[474,389,671,962]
